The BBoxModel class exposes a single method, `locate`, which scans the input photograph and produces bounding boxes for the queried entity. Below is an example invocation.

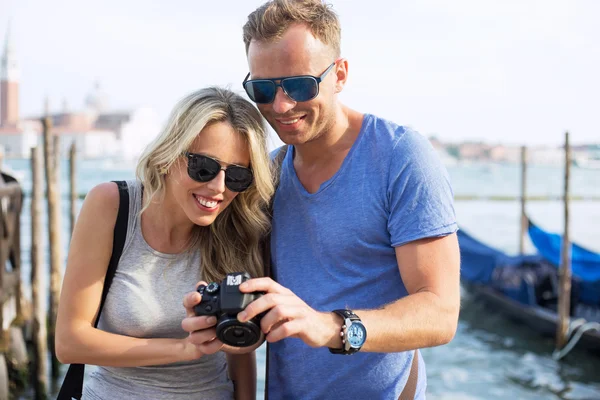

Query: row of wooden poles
[28,115,77,398]
[517,131,573,350]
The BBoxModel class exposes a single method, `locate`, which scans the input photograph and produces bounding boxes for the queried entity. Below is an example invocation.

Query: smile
[193,194,221,210]
[280,118,300,125]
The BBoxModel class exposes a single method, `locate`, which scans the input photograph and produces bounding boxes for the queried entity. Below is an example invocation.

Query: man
[183,0,460,398]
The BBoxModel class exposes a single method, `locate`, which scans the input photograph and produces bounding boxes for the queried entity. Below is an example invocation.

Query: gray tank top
[83,180,233,400]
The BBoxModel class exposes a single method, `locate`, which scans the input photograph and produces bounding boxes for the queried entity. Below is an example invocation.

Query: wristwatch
[328,309,367,355]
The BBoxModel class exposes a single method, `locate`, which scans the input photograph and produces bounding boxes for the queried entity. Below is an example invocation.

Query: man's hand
[181,281,225,355]
[237,278,342,349]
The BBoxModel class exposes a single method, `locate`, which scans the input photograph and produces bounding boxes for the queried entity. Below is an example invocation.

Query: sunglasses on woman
[184,152,253,193]
[242,61,336,104]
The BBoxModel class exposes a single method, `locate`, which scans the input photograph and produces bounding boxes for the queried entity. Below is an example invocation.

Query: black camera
[194,272,264,347]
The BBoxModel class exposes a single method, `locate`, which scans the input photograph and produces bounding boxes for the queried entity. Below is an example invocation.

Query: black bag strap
[57,180,130,400]
[263,146,288,400]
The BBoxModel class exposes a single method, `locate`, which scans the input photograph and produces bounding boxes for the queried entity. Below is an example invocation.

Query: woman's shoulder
[80,182,123,220]
[86,181,120,202]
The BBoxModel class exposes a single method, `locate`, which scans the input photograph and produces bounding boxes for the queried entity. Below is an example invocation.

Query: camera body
[194,272,263,347]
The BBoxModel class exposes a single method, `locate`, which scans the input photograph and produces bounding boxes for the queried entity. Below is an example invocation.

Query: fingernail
[238,312,247,322]
[207,317,217,324]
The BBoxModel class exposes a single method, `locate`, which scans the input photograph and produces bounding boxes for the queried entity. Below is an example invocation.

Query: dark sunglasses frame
[242,61,336,104]
[184,152,253,193]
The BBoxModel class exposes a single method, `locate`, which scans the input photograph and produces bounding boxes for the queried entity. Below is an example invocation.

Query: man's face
[246,24,340,146]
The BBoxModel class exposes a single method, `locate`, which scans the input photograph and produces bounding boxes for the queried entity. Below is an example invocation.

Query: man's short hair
[243,0,341,57]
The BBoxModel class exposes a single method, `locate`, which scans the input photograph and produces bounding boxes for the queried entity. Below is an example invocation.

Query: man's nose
[272,87,296,115]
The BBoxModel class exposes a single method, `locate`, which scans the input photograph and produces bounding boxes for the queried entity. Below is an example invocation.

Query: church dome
[84,81,109,113]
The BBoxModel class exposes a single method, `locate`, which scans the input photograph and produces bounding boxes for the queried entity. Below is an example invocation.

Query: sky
[0,0,599,146]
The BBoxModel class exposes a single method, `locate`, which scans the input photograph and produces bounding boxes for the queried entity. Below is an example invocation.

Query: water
[4,158,600,400]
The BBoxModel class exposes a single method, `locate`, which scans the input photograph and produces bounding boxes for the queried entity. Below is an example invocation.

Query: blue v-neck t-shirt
[268,113,458,399]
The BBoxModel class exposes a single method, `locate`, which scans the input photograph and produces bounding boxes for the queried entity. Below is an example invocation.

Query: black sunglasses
[242,62,336,104]
[184,152,253,193]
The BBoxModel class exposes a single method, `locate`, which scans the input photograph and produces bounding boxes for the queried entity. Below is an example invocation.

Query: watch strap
[333,309,360,321]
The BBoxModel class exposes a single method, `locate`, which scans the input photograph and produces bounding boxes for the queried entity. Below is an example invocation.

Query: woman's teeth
[196,196,217,208]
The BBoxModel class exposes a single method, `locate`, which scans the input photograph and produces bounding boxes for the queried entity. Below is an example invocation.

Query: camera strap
[262,145,288,400]
[57,180,130,400]
[263,144,288,279]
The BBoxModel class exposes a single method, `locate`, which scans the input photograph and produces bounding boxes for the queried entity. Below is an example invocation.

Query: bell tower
[1,22,20,127]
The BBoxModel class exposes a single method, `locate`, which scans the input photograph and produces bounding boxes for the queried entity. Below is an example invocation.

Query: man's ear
[334,58,349,93]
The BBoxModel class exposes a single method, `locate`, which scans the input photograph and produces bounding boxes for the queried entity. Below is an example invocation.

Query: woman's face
[166,121,250,227]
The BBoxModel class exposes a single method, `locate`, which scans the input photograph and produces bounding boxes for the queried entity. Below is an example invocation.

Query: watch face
[347,322,366,348]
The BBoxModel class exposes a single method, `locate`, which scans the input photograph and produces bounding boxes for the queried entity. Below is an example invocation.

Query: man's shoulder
[269,145,289,161]
[364,113,431,153]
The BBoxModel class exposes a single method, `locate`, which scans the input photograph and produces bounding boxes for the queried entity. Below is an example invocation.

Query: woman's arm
[227,352,257,400]
[55,182,219,367]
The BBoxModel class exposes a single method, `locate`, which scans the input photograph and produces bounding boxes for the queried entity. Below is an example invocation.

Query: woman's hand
[181,282,225,355]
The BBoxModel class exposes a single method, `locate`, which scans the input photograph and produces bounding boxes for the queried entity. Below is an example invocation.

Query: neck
[141,189,196,253]
[294,103,362,165]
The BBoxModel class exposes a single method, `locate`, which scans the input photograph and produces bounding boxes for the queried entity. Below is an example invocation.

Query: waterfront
[4,158,600,400]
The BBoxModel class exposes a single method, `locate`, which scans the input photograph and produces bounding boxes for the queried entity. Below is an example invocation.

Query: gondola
[458,222,600,354]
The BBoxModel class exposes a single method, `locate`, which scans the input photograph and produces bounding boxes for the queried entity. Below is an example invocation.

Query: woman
[55,87,273,400]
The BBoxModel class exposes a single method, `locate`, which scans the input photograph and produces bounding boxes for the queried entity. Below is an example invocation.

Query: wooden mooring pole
[69,141,77,236]
[42,116,63,379]
[519,146,527,255]
[556,131,572,350]
[0,169,25,398]
[31,146,48,399]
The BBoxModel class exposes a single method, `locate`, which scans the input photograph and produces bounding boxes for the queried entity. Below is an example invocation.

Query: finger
[183,292,202,317]
[237,293,293,322]
[238,278,291,295]
[181,315,217,333]
[194,280,208,290]
[196,338,224,355]
[188,327,218,346]
[266,319,303,343]
[260,305,303,334]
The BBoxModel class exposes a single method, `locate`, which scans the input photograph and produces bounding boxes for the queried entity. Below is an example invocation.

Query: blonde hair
[136,87,274,283]
[243,0,341,57]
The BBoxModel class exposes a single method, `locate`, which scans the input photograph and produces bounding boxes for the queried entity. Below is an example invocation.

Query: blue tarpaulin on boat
[457,229,544,284]
[528,219,600,281]
[528,219,600,305]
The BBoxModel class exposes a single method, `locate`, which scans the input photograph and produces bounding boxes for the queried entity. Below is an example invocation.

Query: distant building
[489,145,521,164]
[428,136,458,166]
[458,142,490,161]
[0,24,160,160]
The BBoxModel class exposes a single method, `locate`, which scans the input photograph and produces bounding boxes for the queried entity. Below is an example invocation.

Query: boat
[528,219,600,306]
[458,223,600,356]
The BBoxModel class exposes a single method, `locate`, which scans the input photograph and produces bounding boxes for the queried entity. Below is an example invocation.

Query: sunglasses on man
[184,152,253,193]
[242,61,336,104]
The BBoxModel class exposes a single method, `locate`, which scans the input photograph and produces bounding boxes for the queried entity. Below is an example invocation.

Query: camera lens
[216,318,261,347]
[232,328,244,338]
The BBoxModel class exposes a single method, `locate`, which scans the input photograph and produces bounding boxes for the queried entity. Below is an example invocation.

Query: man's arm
[237,233,460,353]
[348,233,460,352]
